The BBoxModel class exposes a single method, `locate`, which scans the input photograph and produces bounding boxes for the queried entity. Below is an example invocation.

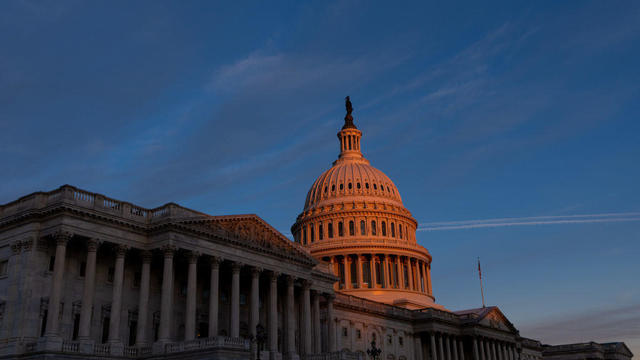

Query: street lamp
[367,340,382,360]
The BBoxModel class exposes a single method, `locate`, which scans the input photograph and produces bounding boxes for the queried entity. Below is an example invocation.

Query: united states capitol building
[0,102,633,360]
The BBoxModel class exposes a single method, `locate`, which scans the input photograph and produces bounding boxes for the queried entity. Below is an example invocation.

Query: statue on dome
[343,96,356,129]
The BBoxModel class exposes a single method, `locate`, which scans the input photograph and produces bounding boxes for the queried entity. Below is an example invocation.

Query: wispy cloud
[418,212,640,231]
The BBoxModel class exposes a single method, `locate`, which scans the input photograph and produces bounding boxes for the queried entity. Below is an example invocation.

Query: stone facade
[0,109,634,360]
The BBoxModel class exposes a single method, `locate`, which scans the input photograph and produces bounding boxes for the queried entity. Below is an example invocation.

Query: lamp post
[367,340,382,360]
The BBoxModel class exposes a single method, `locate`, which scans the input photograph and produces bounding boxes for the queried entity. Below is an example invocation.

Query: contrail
[418,212,640,231]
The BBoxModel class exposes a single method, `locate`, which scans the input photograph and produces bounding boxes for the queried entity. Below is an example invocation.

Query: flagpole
[478,257,486,308]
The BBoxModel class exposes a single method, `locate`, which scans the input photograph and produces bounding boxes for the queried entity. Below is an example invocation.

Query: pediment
[477,307,518,333]
[178,214,317,266]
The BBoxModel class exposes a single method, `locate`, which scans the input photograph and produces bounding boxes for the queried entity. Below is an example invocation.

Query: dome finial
[343,96,357,129]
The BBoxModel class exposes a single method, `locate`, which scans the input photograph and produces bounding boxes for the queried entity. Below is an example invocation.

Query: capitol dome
[292,97,441,310]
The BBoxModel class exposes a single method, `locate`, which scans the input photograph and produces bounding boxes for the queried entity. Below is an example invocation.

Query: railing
[165,336,250,354]
[61,340,80,352]
[304,351,363,360]
[93,343,110,355]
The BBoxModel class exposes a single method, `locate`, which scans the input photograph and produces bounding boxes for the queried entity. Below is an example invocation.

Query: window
[387,186,390,192]
[303,227,307,244]
[342,327,348,337]
[356,329,362,339]
[332,184,335,192]
[349,221,355,236]
[0,260,8,277]
[133,271,141,288]
[371,221,377,235]
[399,336,404,346]
[338,222,344,237]
[107,267,115,283]
[381,222,387,236]
[240,294,247,305]
[79,261,86,278]
[328,223,334,238]
[348,182,352,190]
[72,313,80,340]
[388,335,393,345]
[318,223,324,241]
[365,183,369,189]
[310,226,315,243]
[373,184,377,190]
[324,186,327,193]
[391,223,395,237]
[399,225,403,239]
[380,184,384,191]
[360,220,366,235]
[357,182,361,189]
[48,256,56,271]
[340,183,344,190]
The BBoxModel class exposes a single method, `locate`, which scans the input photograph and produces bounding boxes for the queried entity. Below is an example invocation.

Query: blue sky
[1,0,639,353]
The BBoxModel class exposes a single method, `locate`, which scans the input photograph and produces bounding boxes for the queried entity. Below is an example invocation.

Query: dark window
[357,183,361,189]
[342,327,348,337]
[340,183,343,190]
[404,264,409,288]
[324,186,327,193]
[328,223,334,238]
[79,262,86,277]
[381,222,387,236]
[41,309,48,336]
[102,317,110,343]
[371,221,377,235]
[72,314,80,340]
[133,271,141,288]
[373,184,377,190]
[380,184,384,191]
[350,259,357,287]
[360,220,366,235]
[365,183,369,189]
[376,261,383,285]
[348,182,352,190]
[357,329,362,339]
[338,222,344,237]
[48,256,55,271]
[391,223,395,237]
[349,221,355,236]
[399,336,404,346]
[332,184,335,192]
[303,227,307,244]
[387,186,390,192]
[128,320,137,346]
[310,226,315,243]
[107,267,115,283]
[399,225,403,239]
[318,223,324,241]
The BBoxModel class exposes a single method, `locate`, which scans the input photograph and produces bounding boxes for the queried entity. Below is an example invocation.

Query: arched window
[399,225,403,239]
[348,182,352,190]
[349,221,355,236]
[340,183,344,190]
[373,184,377,190]
[360,220,366,235]
[310,225,315,243]
[381,222,387,236]
[357,182,361,189]
[365,183,369,189]
[380,185,384,191]
[391,223,395,237]
[371,221,377,235]
[328,223,334,238]
[387,186,390,192]
[318,223,323,241]
[324,186,327,193]
[303,226,307,244]
[332,184,335,192]
[338,222,344,237]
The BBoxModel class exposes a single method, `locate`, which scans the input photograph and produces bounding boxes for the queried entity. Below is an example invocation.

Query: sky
[1,0,639,354]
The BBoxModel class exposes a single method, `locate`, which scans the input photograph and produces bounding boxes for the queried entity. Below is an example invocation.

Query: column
[500,344,506,360]
[407,258,414,290]
[327,294,336,352]
[459,338,466,360]
[268,272,279,353]
[415,335,423,360]
[396,257,404,289]
[438,334,445,360]
[427,263,433,294]
[446,335,452,360]
[430,333,438,360]
[78,239,99,340]
[344,256,351,289]
[285,275,296,354]
[329,257,337,290]
[230,262,242,338]
[492,341,498,360]
[473,338,479,360]
[208,257,221,337]
[312,291,321,353]
[453,337,459,360]
[370,255,377,288]
[109,244,128,343]
[479,339,486,360]
[355,255,362,288]
[136,251,152,346]
[302,281,312,355]
[250,267,261,338]
[45,231,70,337]
[383,255,390,288]
[158,245,175,342]
[184,252,198,340]
[511,346,517,360]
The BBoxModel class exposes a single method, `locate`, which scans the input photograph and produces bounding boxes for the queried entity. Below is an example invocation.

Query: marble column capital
[114,244,129,257]
[21,237,35,252]
[160,244,177,257]
[210,256,222,268]
[251,266,263,276]
[231,261,244,272]
[141,250,153,263]
[86,238,101,252]
[301,279,313,289]
[187,251,200,263]
[10,241,22,255]
[53,230,73,245]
